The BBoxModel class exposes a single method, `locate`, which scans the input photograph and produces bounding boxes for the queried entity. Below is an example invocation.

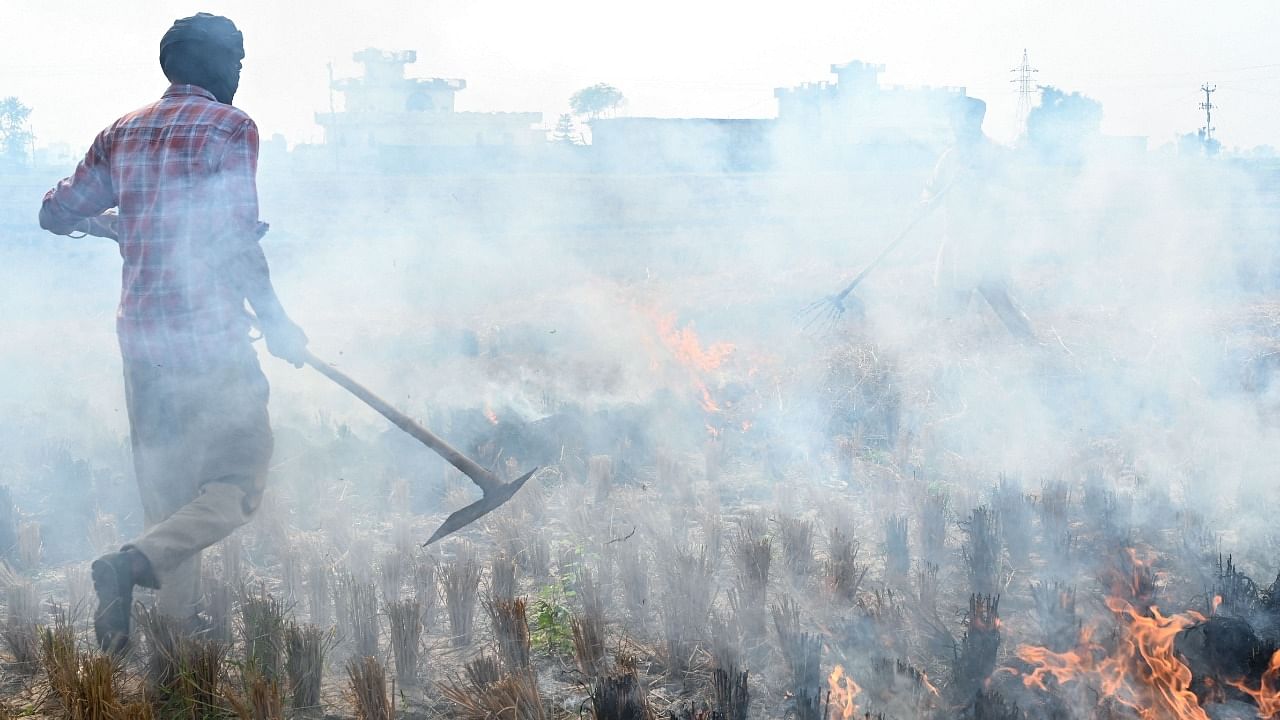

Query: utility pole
[1198,82,1216,141]
[327,62,336,115]
[1011,49,1038,136]
[327,62,340,172]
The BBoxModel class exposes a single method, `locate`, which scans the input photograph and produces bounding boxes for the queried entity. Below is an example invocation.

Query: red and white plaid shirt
[41,84,262,370]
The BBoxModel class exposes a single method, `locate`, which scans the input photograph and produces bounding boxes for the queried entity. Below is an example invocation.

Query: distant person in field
[37,13,307,652]
[925,96,1035,341]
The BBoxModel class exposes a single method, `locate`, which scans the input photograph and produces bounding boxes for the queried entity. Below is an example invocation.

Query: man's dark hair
[159,13,245,105]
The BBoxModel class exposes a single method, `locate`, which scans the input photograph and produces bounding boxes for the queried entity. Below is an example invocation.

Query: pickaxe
[74,221,534,544]
[304,351,537,545]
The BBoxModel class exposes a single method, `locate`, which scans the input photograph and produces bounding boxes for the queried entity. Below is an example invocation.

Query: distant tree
[1198,129,1221,157]
[569,84,624,120]
[0,97,32,166]
[552,113,578,145]
[1026,86,1102,163]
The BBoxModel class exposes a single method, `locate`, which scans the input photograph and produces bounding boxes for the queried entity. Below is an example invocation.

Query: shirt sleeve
[216,117,287,322]
[38,128,116,234]
[218,118,261,248]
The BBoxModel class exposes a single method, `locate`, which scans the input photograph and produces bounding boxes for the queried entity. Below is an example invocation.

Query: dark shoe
[92,551,138,654]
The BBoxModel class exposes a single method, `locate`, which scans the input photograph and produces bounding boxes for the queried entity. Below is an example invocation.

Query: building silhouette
[315,49,543,163]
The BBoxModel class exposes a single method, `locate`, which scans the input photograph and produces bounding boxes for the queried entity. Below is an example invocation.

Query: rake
[798,183,951,334]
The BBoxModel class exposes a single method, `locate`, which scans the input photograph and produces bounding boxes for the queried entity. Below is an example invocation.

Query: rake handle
[303,351,500,495]
[831,181,954,303]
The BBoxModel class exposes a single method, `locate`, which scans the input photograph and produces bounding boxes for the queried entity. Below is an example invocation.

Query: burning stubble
[960,505,1004,597]
[385,598,423,688]
[376,548,406,603]
[487,595,532,674]
[305,554,331,628]
[204,575,235,645]
[240,586,287,684]
[11,36,1280,720]
[730,512,772,632]
[134,604,234,715]
[442,657,545,720]
[345,655,392,720]
[589,668,655,720]
[825,527,870,604]
[488,552,517,603]
[345,579,381,661]
[571,604,607,679]
[440,543,482,649]
[778,514,816,581]
[38,609,149,719]
[235,665,285,720]
[284,622,331,710]
[659,545,715,685]
[712,664,750,720]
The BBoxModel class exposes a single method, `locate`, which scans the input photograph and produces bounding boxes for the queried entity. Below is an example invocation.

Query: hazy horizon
[3,0,1278,154]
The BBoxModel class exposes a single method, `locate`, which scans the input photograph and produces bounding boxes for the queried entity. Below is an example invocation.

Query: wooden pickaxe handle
[303,351,502,495]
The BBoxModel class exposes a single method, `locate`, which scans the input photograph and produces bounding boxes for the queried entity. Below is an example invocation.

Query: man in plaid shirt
[39,13,307,651]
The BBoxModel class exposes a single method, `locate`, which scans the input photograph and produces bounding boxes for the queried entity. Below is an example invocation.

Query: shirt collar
[162,83,218,102]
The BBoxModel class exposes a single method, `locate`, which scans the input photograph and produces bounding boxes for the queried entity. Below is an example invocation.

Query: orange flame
[698,383,721,413]
[1015,546,1280,718]
[1015,596,1210,719]
[653,314,735,373]
[1231,650,1280,717]
[649,311,735,420]
[918,671,940,697]
[1017,626,1103,692]
[1105,596,1206,719]
[828,665,860,720]
[483,402,499,426]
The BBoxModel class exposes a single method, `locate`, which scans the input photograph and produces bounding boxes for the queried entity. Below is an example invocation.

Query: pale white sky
[3,0,1277,151]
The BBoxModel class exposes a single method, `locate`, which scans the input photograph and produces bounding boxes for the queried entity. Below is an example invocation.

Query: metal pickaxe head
[424,467,538,546]
[302,352,539,546]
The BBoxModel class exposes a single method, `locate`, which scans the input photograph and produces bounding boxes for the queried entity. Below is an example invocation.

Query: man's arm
[219,118,308,366]
[39,129,118,235]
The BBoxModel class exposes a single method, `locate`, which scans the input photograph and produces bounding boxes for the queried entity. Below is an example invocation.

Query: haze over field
[2,0,1279,149]
[1,4,1280,719]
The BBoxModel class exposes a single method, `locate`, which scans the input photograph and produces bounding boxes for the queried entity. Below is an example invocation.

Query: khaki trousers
[120,347,273,618]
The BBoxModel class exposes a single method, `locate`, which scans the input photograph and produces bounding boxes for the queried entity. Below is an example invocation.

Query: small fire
[828,665,861,720]
[1017,626,1103,692]
[642,308,765,439]
[699,383,720,413]
[1101,546,1160,607]
[646,310,743,435]
[1231,650,1280,717]
[1009,574,1280,720]
[653,313,735,373]
[918,671,940,698]
[1103,596,1206,719]
[483,402,499,426]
